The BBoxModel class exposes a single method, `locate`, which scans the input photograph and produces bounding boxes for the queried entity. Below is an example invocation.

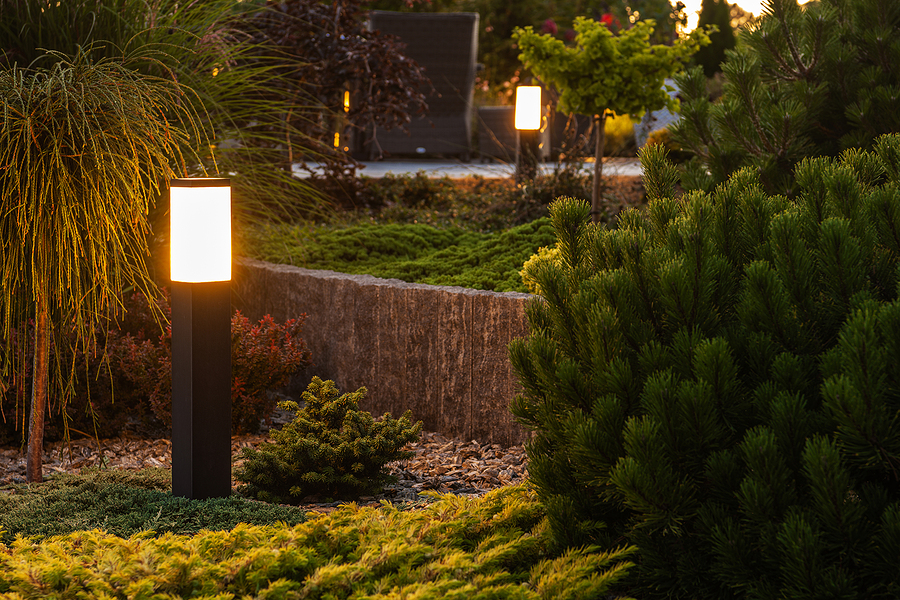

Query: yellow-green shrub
[0,485,634,599]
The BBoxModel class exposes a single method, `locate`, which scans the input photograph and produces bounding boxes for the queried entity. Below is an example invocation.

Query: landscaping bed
[241,172,647,293]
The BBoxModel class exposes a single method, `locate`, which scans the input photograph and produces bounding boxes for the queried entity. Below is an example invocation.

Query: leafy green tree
[0,51,206,482]
[672,0,900,195]
[514,17,708,221]
[510,138,900,598]
[693,0,735,76]
[372,0,690,101]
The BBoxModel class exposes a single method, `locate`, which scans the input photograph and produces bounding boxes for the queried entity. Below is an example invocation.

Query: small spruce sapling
[235,377,422,503]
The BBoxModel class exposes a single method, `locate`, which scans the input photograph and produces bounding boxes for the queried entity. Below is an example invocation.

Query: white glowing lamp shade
[170,178,232,283]
[514,86,542,130]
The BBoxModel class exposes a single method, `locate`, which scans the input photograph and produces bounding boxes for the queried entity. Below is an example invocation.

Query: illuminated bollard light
[514,85,542,182]
[169,177,232,500]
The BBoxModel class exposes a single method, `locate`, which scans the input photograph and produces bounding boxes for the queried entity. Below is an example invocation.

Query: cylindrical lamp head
[170,178,232,283]
[514,86,542,130]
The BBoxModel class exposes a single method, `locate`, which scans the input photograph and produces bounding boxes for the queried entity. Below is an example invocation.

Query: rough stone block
[233,258,532,445]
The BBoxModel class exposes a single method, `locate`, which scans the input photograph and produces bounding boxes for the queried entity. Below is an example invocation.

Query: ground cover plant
[509,139,900,599]
[246,218,556,293]
[0,483,634,600]
[247,169,647,292]
[0,469,306,543]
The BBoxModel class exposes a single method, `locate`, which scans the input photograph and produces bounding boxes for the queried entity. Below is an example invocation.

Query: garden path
[293,157,642,179]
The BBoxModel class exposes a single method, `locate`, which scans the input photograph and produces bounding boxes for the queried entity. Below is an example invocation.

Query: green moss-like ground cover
[0,469,306,543]
[0,481,634,600]
[244,219,556,293]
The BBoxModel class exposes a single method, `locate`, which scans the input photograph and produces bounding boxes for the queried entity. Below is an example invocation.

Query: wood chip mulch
[0,431,529,510]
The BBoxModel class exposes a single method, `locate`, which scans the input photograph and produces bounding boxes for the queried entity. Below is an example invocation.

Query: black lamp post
[515,85,542,182]
[169,177,232,500]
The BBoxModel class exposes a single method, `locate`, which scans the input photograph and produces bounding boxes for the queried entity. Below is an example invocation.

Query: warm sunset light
[681,0,811,31]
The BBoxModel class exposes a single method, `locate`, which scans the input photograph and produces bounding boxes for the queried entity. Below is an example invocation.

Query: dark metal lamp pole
[169,177,232,500]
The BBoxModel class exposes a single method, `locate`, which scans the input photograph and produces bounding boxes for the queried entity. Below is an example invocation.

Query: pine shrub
[673,0,900,195]
[509,138,900,599]
[235,377,422,503]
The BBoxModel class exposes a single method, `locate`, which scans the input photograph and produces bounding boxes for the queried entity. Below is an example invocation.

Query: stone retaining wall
[233,258,533,446]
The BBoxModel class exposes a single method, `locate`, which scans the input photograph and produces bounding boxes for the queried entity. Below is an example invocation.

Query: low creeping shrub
[235,376,422,503]
[0,484,635,600]
[0,469,306,542]
[246,218,557,292]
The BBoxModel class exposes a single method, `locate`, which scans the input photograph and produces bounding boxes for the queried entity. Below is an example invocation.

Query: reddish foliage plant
[122,310,312,435]
[1,291,312,441]
[240,0,431,164]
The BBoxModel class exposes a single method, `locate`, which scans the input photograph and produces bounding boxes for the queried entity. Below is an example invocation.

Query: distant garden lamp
[170,177,233,500]
[515,85,542,182]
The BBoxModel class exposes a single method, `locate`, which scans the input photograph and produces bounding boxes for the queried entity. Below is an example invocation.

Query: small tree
[241,0,431,168]
[514,17,708,221]
[0,51,205,482]
[693,0,735,77]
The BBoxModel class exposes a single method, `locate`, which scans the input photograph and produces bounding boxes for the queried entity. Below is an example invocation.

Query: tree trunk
[591,112,608,223]
[26,298,50,483]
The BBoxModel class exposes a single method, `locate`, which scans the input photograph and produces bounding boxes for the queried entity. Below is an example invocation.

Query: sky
[681,0,762,30]
[681,0,809,31]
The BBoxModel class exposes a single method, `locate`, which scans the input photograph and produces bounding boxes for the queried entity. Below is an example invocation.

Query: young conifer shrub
[672,0,900,195]
[509,138,900,599]
[235,377,422,503]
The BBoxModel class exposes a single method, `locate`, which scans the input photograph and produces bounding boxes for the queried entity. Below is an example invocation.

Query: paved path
[293,157,642,179]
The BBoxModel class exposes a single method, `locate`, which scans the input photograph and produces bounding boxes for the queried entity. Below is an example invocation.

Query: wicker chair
[366,11,479,161]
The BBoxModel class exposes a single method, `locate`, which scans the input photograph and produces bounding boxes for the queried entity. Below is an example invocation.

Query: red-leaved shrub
[1,290,312,441]
[124,311,312,434]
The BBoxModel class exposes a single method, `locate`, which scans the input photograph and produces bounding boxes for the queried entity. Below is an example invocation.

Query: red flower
[600,13,621,32]
[565,28,576,41]
[542,18,558,35]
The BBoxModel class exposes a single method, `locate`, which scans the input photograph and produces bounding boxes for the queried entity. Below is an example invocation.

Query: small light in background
[514,86,542,130]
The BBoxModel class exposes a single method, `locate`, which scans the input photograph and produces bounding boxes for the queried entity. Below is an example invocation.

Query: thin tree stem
[26,297,50,483]
[592,112,607,223]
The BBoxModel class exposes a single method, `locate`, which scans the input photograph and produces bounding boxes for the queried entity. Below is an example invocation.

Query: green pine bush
[235,377,423,503]
[509,138,900,599]
[673,0,900,195]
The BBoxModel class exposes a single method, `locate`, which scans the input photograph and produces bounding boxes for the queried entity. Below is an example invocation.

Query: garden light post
[170,178,232,500]
[514,85,542,182]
